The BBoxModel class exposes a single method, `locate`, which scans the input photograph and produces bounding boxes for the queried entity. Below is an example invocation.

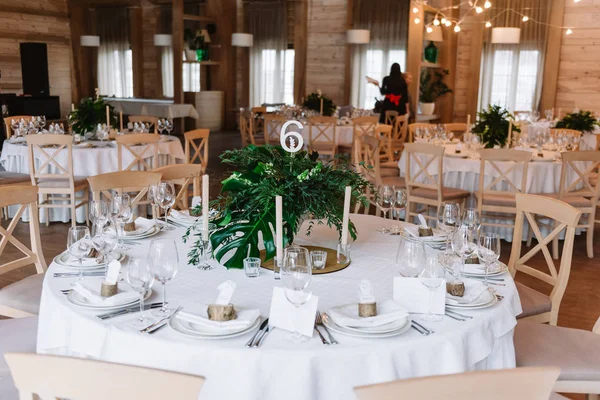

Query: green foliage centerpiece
[68,97,118,135]
[471,104,520,148]
[555,110,599,133]
[303,90,336,117]
[185,145,370,269]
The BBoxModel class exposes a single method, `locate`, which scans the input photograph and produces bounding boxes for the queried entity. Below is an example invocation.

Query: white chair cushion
[0,274,44,315]
[0,317,38,400]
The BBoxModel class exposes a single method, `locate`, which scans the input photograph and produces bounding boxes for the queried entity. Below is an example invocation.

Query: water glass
[67,226,92,282]
[396,238,425,277]
[156,181,176,228]
[281,246,312,341]
[451,225,478,278]
[125,258,154,328]
[91,225,118,274]
[310,250,327,270]
[89,200,109,236]
[461,208,480,233]
[392,187,407,233]
[110,193,132,249]
[437,201,460,254]
[243,257,261,277]
[148,239,179,316]
[419,257,446,322]
[477,233,501,287]
[376,185,394,233]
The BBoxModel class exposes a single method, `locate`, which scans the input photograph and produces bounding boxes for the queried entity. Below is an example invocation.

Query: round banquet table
[37,214,521,400]
[300,124,354,146]
[0,136,185,223]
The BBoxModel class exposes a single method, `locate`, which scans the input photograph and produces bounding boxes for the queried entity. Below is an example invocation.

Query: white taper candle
[106,105,110,129]
[119,111,123,131]
[466,114,471,135]
[71,103,75,112]
[341,186,351,246]
[202,174,209,241]
[276,196,283,265]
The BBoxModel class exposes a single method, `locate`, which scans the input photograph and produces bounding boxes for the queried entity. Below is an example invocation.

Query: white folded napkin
[446,279,488,305]
[108,217,154,236]
[327,300,409,329]
[170,209,198,221]
[176,304,260,334]
[71,279,140,306]
[65,255,101,267]
[404,225,446,241]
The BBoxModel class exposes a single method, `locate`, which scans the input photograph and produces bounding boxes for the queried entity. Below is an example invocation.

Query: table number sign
[269,287,319,337]
[393,277,445,314]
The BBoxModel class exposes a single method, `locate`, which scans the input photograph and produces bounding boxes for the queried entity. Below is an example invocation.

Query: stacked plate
[169,209,220,229]
[67,282,151,312]
[120,224,160,241]
[446,280,498,310]
[169,308,261,339]
[400,226,447,249]
[438,253,508,279]
[322,302,411,338]
[53,251,125,271]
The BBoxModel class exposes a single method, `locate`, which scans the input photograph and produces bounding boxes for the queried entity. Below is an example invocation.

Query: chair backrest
[384,110,398,126]
[250,109,266,138]
[128,115,159,134]
[239,109,253,146]
[308,116,337,153]
[477,149,532,200]
[408,123,435,143]
[5,353,205,400]
[375,124,394,162]
[404,142,445,201]
[263,114,287,145]
[251,106,267,113]
[508,194,582,326]
[354,134,382,186]
[392,114,409,142]
[153,164,204,210]
[444,123,467,140]
[3,116,35,139]
[352,116,379,140]
[115,133,159,171]
[0,185,46,280]
[550,128,581,138]
[558,150,600,201]
[354,367,560,400]
[26,134,75,193]
[87,171,162,208]
[184,129,210,173]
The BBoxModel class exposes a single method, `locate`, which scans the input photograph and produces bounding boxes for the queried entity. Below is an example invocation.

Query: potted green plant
[68,97,117,136]
[183,28,202,61]
[419,69,452,116]
[555,110,599,133]
[471,105,520,148]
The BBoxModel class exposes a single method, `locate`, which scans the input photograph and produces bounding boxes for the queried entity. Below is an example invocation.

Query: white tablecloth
[105,98,200,119]
[37,214,521,400]
[0,137,185,223]
[300,125,354,147]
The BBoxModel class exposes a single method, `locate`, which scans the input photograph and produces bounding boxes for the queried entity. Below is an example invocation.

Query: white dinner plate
[462,262,508,277]
[330,317,409,334]
[399,228,447,244]
[446,289,498,309]
[169,315,261,340]
[121,225,160,241]
[66,288,152,311]
[54,251,125,270]
[445,152,468,158]
[322,313,412,338]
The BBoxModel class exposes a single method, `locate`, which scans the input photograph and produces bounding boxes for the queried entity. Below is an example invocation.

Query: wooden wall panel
[141,5,160,99]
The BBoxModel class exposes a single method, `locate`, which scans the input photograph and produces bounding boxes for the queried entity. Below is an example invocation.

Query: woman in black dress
[378,63,409,123]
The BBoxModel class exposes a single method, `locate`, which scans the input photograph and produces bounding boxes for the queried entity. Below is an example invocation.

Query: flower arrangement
[471,105,520,148]
[555,110,599,133]
[303,89,336,117]
[68,97,117,135]
[184,145,371,269]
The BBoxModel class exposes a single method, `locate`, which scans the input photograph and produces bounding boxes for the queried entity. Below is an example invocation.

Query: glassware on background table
[110,193,132,250]
[147,184,160,228]
[461,208,480,234]
[156,181,176,229]
[67,226,92,282]
[149,239,179,316]
[157,119,165,135]
[451,225,478,280]
[243,257,261,277]
[477,232,501,287]
[164,119,173,136]
[396,238,425,277]
[91,224,118,275]
[126,258,155,328]
[89,200,109,237]
[376,185,394,233]
[310,250,327,270]
[419,256,446,322]
[391,187,407,233]
[281,246,312,342]
[437,201,460,254]
[545,109,554,122]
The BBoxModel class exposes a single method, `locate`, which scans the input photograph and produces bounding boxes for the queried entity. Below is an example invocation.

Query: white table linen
[299,125,354,147]
[105,98,200,119]
[38,214,521,400]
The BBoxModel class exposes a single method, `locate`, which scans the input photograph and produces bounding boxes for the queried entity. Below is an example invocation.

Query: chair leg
[404,201,411,222]
[587,216,594,259]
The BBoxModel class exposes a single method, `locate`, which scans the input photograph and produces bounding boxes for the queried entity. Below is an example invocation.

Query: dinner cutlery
[314,318,330,345]
[412,320,434,335]
[464,275,504,282]
[254,325,273,347]
[146,321,169,334]
[246,318,269,348]
[444,312,466,322]
[410,322,429,335]
[95,303,164,320]
[140,306,182,334]
[54,272,105,278]
[316,311,338,345]
[445,309,473,320]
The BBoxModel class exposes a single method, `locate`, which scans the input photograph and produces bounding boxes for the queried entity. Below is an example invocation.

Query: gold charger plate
[260,245,351,275]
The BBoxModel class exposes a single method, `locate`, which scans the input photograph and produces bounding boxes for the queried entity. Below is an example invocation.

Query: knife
[140,307,182,333]
[253,325,273,347]
[95,302,163,320]
[246,318,269,348]
[54,272,105,278]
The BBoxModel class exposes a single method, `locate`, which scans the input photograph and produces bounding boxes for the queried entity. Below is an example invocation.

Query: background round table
[37,214,521,400]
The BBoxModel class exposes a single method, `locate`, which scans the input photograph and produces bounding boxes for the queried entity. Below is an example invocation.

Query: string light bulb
[413,6,419,13]
[522,16,529,22]
[426,26,433,33]
[414,17,421,24]
[454,24,461,32]
[566,28,573,35]
[485,21,492,28]
[574,0,580,3]
[484,1,492,8]
[441,17,447,25]
[433,18,440,26]
[476,6,483,13]
[445,20,452,27]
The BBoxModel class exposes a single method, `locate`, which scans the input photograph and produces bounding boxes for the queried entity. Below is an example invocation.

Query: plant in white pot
[419,69,452,116]
[183,28,202,61]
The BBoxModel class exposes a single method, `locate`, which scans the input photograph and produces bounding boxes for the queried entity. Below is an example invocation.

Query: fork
[315,311,338,345]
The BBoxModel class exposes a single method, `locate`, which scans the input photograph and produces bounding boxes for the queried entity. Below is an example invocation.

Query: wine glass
[157,119,165,135]
[281,246,312,342]
[67,226,92,282]
[419,256,446,322]
[477,233,501,287]
[451,225,478,279]
[126,258,155,328]
[461,208,480,234]
[156,181,176,230]
[147,184,160,228]
[395,238,425,277]
[391,187,407,233]
[149,239,179,316]
[437,202,460,254]
[164,119,173,136]
[37,116,46,131]
[545,109,554,122]
[110,193,132,250]
[89,200,109,237]
[376,185,394,233]
[92,224,118,275]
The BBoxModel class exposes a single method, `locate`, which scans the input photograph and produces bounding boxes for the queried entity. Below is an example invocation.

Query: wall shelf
[421,61,442,69]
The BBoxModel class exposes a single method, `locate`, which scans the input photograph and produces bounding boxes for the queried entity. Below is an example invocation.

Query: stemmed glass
[91,224,118,275]
[396,238,425,277]
[126,258,155,328]
[110,193,132,250]
[477,233,501,287]
[37,116,46,131]
[149,239,179,316]
[461,208,480,234]
[156,181,176,230]
[391,187,407,234]
[451,225,478,280]
[281,246,312,342]
[157,119,165,135]
[67,226,92,282]
[89,200,109,237]
[419,256,446,322]
[376,185,394,233]
[148,185,160,228]
[437,202,460,254]
[545,109,554,122]
[164,120,173,136]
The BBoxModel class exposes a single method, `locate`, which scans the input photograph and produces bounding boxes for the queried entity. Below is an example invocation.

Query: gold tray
[260,245,351,275]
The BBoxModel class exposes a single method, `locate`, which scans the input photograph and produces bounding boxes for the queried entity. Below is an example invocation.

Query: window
[183,62,201,93]
[254,49,294,105]
[360,49,406,109]
[97,49,134,98]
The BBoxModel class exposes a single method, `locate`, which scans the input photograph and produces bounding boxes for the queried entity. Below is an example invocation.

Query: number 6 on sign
[280,120,304,153]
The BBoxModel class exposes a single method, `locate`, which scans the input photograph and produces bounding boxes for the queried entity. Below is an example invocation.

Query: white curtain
[350,0,410,109]
[161,47,174,98]
[247,0,290,106]
[479,0,551,112]
[97,8,133,98]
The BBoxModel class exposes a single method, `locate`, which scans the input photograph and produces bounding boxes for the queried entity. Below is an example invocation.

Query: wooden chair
[308,116,337,159]
[408,123,435,143]
[350,116,379,162]
[508,193,582,326]
[0,317,38,399]
[550,128,582,138]
[5,353,205,400]
[116,133,159,171]
[128,115,159,134]
[3,116,35,139]
[26,134,89,228]
[184,129,209,174]
[263,114,287,145]
[354,367,560,400]
[0,172,31,220]
[384,110,398,126]
[0,185,46,318]
[515,317,600,400]
[403,143,469,224]
[375,124,394,163]
[444,123,468,141]
[475,149,532,232]
[390,114,409,159]
[239,109,253,146]
[153,164,203,210]
[250,107,267,141]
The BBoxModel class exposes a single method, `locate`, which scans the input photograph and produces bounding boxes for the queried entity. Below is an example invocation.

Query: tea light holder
[337,243,351,264]
[195,239,213,271]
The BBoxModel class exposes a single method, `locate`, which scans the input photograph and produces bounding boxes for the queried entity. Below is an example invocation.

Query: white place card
[215,280,236,305]
[393,277,445,315]
[105,260,122,285]
[268,287,319,337]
